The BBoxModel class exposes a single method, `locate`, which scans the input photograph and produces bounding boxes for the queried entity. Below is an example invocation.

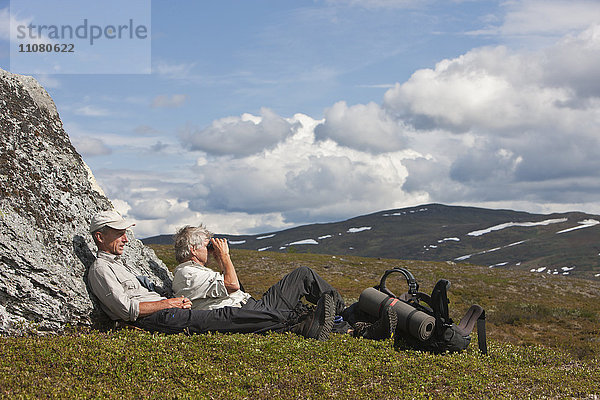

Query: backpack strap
[375,268,419,298]
[454,304,488,355]
[477,310,488,355]
[455,304,482,335]
[429,279,451,327]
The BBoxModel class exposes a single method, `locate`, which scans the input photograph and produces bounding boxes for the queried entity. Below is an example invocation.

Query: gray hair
[174,224,213,263]
[91,225,112,246]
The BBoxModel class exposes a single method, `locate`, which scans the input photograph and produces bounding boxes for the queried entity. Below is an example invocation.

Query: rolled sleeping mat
[358,287,435,341]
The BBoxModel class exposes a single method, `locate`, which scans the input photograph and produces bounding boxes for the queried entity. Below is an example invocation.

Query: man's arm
[89,259,192,321]
[210,238,240,294]
[138,297,192,317]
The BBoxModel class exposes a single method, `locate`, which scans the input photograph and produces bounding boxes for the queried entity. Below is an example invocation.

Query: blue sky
[2,0,600,238]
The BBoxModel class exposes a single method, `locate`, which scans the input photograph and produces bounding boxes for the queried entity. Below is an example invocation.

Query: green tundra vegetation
[1,247,598,399]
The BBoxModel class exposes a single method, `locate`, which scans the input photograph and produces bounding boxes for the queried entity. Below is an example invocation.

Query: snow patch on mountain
[556,219,600,234]
[438,237,460,243]
[287,239,319,246]
[382,207,428,217]
[455,240,528,261]
[468,218,567,237]
[347,227,371,233]
[530,266,575,275]
[489,262,508,268]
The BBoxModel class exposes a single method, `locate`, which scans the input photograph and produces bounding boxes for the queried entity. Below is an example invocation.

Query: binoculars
[206,237,227,251]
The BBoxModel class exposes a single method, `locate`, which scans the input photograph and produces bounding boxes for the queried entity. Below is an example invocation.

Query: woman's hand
[209,237,230,258]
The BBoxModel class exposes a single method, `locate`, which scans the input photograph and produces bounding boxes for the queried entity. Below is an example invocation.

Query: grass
[1,246,599,399]
[188,247,600,361]
[155,246,600,360]
[1,330,598,399]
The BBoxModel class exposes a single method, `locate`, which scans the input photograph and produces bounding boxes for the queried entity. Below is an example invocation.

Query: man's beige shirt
[88,251,165,321]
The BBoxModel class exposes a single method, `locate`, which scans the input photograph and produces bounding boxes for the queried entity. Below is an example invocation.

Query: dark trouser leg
[133,306,288,335]
[256,266,345,313]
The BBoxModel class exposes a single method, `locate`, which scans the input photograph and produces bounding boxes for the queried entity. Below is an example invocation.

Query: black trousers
[133,266,344,335]
[133,305,288,335]
[242,266,344,317]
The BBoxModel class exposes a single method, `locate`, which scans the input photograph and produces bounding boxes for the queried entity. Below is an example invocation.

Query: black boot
[353,306,397,340]
[290,293,335,341]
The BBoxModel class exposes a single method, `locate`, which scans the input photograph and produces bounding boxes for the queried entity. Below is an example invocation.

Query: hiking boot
[291,293,335,341]
[353,306,398,340]
[351,321,372,338]
[331,290,346,315]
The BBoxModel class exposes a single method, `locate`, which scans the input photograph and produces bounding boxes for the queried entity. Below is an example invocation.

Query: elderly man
[171,224,397,340]
[87,210,335,339]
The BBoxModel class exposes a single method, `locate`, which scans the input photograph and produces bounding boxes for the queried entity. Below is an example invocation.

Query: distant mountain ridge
[142,203,600,279]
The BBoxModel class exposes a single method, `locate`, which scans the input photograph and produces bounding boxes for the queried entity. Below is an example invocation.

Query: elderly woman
[172,224,346,340]
[171,224,396,341]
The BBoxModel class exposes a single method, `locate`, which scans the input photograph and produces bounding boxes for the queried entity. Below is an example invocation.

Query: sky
[1,0,600,238]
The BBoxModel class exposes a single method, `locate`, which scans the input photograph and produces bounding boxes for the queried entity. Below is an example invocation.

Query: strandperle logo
[16,18,149,46]
[10,0,151,74]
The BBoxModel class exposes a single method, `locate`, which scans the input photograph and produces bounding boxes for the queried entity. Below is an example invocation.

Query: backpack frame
[364,267,487,354]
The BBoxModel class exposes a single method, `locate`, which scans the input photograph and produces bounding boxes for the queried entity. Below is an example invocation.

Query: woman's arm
[210,238,241,294]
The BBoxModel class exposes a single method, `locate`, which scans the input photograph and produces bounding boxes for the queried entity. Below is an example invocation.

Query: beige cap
[90,210,135,233]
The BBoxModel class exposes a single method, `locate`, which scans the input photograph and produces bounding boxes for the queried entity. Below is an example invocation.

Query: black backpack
[355,267,487,354]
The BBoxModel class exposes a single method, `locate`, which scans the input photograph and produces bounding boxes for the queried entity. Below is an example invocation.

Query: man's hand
[163,296,192,309]
[138,296,192,317]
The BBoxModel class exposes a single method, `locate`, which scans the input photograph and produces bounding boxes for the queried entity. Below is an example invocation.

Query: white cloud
[543,25,600,98]
[129,199,173,220]
[382,45,571,134]
[384,26,600,140]
[34,74,61,89]
[186,113,426,222]
[75,105,111,117]
[93,112,427,236]
[467,0,600,44]
[133,125,161,136]
[315,101,408,153]
[179,108,298,157]
[0,8,9,40]
[65,122,182,154]
[83,22,600,237]
[1,8,62,46]
[153,61,196,79]
[71,137,112,157]
[324,0,425,9]
[93,169,301,237]
[500,0,600,37]
[151,94,188,108]
[150,141,169,152]
[111,199,132,218]
[383,24,600,206]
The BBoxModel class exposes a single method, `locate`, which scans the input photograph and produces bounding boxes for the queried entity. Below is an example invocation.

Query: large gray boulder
[0,68,172,335]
